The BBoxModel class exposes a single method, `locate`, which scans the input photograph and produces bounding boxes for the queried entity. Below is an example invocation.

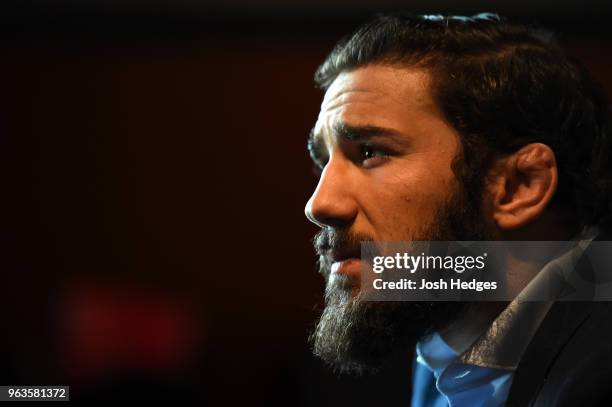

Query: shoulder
[532,302,612,406]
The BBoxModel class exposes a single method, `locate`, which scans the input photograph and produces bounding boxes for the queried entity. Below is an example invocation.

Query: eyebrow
[329,122,405,142]
[307,121,406,162]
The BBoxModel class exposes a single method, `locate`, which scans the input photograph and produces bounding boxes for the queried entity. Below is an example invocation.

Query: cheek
[361,160,456,239]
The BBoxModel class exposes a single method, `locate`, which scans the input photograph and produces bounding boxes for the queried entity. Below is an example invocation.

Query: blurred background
[1,0,611,404]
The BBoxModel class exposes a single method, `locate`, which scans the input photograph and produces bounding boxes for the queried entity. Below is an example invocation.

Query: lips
[314,228,368,278]
[327,247,362,277]
[330,257,362,276]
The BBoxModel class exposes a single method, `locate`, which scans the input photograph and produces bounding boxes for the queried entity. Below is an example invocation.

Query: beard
[309,174,493,375]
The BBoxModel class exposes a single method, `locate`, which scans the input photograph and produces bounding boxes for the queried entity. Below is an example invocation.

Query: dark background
[1,1,611,404]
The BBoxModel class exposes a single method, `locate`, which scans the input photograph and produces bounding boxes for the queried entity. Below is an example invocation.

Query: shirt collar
[416,332,458,378]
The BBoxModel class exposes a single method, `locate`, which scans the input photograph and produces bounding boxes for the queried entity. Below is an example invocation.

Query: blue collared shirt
[411,332,514,407]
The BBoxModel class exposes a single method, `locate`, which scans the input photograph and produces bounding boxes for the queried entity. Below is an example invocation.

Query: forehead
[316,65,438,135]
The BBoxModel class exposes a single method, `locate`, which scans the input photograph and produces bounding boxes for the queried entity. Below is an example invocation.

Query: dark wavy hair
[315,13,612,230]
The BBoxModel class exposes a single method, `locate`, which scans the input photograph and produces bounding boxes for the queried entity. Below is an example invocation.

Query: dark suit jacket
[507,223,612,406]
[507,300,612,406]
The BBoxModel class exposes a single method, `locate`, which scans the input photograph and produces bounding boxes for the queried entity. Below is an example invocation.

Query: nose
[304,156,358,229]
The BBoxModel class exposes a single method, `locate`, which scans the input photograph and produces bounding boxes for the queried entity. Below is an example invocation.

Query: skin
[305,65,462,242]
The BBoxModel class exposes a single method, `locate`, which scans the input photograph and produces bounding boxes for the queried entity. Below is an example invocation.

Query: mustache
[313,228,374,258]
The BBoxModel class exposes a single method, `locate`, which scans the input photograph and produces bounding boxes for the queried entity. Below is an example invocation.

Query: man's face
[306,65,461,246]
[305,64,490,373]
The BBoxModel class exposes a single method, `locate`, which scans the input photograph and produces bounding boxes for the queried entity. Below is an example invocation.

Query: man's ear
[488,143,558,230]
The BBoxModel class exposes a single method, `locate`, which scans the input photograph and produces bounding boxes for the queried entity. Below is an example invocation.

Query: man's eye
[359,144,389,166]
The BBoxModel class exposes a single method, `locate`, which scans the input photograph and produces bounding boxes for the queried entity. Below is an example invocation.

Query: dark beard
[309,176,492,375]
